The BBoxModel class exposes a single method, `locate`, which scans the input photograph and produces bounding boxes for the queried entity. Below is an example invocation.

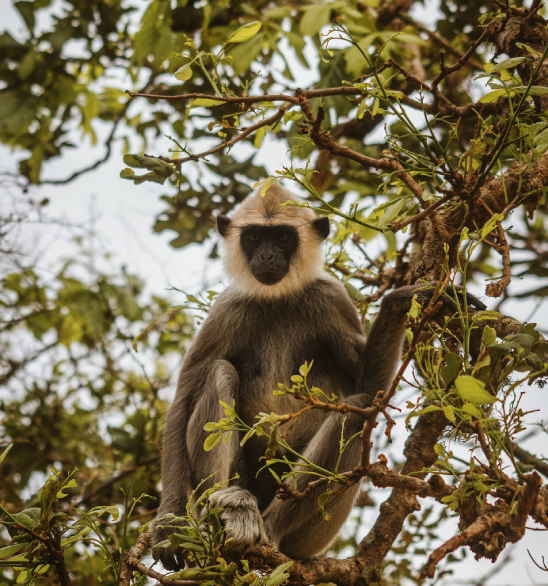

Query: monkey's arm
[358,283,486,397]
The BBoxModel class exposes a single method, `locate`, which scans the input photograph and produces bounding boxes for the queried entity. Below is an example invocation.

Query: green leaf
[284,110,302,123]
[481,326,497,348]
[191,98,225,108]
[266,561,293,586]
[534,128,548,148]
[61,527,92,547]
[175,64,193,81]
[491,57,527,72]
[0,443,13,465]
[204,432,223,451]
[0,91,39,135]
[442,405,456,422]
[461,403,483,417]
[528,121,548,141]
[479,89,507,103]
[14,512,39,530]
[505,334,534,349]
[480,213,504,238]
[14,1,35,31]
[254,125,268,148]
[378,198,407,228]
[226,22,262,44]
[317,492,332,521]
[90,505,121,521]
[514,85,548,96]
[454,376,495,405]
[515,42,539,55]
[128,155,175,177]
[299,4,331,37]
[441,352,462,386]
[0,544,26,560]
[434,443,446,457]
[394,33,427,46]
[120,168,167,185]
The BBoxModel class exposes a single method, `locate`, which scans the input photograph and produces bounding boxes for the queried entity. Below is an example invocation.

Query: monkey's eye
[247,234,260,242]
[277,233,290,243]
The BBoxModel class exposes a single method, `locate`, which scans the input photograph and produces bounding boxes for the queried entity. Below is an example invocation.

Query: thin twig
[72,454,160,508]
[401,15,484,71]
[329,263,379,286]
[168,104,292,167]
[391,193,454,232]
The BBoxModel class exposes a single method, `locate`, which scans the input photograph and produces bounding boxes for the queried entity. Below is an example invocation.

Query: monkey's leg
[154,360,268,570]
[261,406,367,559]
[187,360,269,551]
[259,292,417,558]
[262,285,485,559]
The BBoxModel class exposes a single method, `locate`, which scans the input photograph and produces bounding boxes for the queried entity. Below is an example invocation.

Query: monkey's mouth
[252,267,287,285]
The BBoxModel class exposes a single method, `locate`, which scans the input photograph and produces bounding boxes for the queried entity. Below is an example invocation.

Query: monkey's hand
[151,518,188,572]
[384,282,486,313]
[209,487,270,550]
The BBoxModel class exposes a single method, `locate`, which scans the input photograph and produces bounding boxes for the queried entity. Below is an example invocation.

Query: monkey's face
[239,224,298,285]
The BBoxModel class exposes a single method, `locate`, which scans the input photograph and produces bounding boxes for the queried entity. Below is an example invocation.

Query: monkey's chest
[231,339,336,441]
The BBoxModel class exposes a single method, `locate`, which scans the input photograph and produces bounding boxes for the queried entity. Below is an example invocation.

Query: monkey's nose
[260,253,274,261]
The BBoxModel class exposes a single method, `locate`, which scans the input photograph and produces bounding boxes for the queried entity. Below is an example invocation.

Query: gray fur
[209,487,269,550]
[152,188,486,570]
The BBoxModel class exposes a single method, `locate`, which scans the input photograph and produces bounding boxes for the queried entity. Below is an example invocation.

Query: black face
[240,224,299,285]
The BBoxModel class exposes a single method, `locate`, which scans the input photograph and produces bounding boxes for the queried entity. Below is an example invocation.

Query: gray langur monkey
[152,184,486,570]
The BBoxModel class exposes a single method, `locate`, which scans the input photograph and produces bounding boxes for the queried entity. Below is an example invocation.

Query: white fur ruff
[219,184,326,299]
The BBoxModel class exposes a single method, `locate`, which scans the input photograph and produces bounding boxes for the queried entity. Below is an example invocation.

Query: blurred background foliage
[1,0,548,584]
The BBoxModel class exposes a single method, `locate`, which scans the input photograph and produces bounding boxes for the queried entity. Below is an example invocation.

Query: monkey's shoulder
[182,276,365,375]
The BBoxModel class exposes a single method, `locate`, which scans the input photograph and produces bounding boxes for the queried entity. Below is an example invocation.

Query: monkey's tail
[155,392,193,522]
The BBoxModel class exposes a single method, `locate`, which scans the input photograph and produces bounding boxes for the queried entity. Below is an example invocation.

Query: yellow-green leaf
[226,22,262,44]
[0,443,13,465]
[491,57,527,73]
[479,89,507,103]
[454,376,495,405]
[191,98,225,108]
[204,432,223,451]
[461,403,483,417]
[442,405,455,422]
[0,544,25,560]
[175,64,193,81]
[300,4,331,37]
[254,125,268,148]
[434,443,446,457]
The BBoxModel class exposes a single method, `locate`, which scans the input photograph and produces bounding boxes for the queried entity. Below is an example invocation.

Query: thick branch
[421,472,542,579]
[485,222,512,298]
[512,443,548,478]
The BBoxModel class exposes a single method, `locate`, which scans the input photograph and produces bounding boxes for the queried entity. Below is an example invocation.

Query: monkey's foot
[210,486,270,550]
[150,520,188,572]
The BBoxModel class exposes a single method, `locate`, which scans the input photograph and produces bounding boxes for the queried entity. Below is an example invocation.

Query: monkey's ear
[312,216,330,241]
[217,215,231,238]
